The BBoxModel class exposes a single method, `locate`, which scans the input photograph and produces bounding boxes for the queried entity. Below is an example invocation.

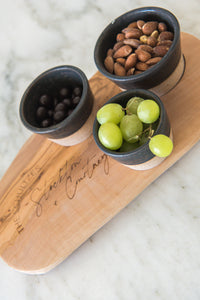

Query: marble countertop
[0,0,200,299]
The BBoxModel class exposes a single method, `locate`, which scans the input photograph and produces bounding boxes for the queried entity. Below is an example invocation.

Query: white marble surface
[0,0,200,299]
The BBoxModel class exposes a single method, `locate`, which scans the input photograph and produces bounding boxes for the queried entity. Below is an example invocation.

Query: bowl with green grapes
[93,89,173,170]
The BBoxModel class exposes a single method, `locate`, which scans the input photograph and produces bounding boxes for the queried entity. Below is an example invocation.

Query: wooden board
[0,32,200,274]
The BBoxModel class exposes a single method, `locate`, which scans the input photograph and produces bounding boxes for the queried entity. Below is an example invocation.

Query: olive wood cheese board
[0,32,200,274]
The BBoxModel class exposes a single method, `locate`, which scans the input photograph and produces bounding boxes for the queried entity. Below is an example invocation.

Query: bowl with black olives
[20,65,94,146]
[94,6,185,96]
[93,89,173,170]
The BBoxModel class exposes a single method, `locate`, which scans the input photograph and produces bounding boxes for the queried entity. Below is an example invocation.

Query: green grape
[97,103,125,125]
[137,99,160,124]
[149,134,173,157]
[98,122,123,150]
[120,114,143,143]
[119,141,140,152]
[126,97,144,115]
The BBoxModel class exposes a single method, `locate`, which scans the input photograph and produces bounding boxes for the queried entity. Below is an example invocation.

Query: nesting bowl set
[20,6,185,170]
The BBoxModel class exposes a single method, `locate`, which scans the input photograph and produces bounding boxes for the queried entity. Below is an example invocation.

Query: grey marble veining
[0,0,200,299]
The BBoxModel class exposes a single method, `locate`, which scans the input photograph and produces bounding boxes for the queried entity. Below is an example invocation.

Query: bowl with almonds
[20,65,95,146]
[94,6,185,96]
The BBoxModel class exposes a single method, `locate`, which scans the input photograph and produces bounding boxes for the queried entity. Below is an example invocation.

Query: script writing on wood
[30,153,109,217]
[0,148,109,237]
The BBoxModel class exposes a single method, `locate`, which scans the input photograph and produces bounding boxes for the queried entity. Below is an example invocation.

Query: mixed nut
[104,20,174,76]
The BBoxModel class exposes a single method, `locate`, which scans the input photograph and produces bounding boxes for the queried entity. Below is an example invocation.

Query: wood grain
[0,33,199,274]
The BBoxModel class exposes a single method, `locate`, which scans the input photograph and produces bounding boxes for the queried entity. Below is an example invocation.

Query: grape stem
[138,124,154,141]
[128,124,155,143]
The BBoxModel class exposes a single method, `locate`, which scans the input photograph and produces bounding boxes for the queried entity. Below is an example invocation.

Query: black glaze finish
[93,89,171,165]
[94,7,181,90]
[20,65,93,139]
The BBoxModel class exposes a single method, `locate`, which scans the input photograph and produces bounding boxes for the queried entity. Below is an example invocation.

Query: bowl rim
[19,65,89,135]
[94,6,180,83]
[93,88,165,158]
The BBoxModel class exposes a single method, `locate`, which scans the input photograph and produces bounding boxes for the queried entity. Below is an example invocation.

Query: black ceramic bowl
[94,6,184,96]
[20,65,95,146]
[93,89,172,170]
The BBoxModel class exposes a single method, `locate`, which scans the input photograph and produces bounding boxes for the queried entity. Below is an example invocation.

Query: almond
[113,41,124,51]
[122,27,135,33]
[158,22,167,32]
[124,28,142,39]
[159,31,174,41]
[116,33,125,42]
[113,45,132,58]
[135,49,151,62]
[114,62,126,76]
[146,57,162,65]
[127,68,135,76]
[135,70,142,75]
[104,56,114,73]
[138,44,153,54]
[142,21,158,35]
[107,48,114,57]
[116,58,126,66]
[147,36,157,47]
[127,21,138,28]
[123,38,141,48]
[153,45,169,57]
[137,20,145,30]
[135,62,149,71]
[157,40,173,47]
[125,53,137,70]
